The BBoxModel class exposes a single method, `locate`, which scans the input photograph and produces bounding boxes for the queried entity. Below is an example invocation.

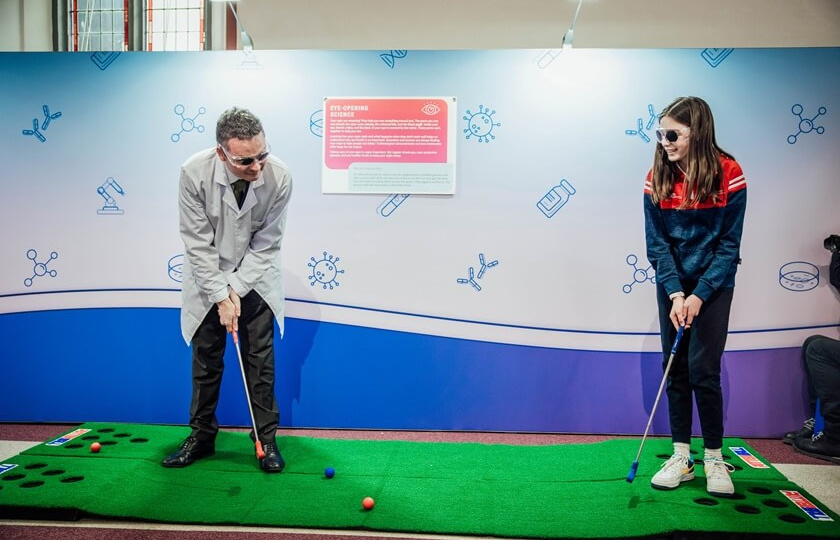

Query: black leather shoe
[161,436,215,468]
[793,432,840,464]
[783,418,814,445]
[260,443,285,473]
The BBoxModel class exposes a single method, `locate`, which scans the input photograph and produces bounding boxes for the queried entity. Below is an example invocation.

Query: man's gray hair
[216,107,264,147]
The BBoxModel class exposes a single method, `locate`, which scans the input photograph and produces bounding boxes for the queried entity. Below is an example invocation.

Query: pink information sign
[325,98,449,170]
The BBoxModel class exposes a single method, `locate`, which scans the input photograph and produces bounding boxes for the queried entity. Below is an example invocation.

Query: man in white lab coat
[162,107,292,472]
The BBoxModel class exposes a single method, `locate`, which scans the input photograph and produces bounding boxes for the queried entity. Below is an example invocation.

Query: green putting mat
[1,423,838,538]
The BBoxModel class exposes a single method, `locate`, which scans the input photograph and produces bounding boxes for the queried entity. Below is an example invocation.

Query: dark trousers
[189,290,279,445]
[657,285,734,450]
[804,335,840,443]
[800,334,825,417]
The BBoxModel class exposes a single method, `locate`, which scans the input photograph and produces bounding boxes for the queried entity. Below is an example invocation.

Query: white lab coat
[178,147,292,344]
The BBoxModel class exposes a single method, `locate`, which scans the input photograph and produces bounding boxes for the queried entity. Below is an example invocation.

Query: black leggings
[657,286,734,450]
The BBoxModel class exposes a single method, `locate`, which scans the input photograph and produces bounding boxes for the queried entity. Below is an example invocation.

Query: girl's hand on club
[670,296,686,329]
[682,295,703,328]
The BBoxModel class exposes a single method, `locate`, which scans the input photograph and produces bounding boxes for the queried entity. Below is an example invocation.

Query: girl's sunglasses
[655,128,689,144]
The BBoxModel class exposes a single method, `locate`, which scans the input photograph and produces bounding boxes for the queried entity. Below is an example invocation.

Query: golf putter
[233,330,266,460]
[626,325,685,482]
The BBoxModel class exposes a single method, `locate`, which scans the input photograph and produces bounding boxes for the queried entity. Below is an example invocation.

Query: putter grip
[670,325,685,354]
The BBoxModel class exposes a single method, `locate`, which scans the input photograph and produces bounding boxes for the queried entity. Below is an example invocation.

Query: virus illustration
[463,105,500,143]
[308,251,345,290]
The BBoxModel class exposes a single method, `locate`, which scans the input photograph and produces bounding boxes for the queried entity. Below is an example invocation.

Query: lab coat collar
[215,158,264,214]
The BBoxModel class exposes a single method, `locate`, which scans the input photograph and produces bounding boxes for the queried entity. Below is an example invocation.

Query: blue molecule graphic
[24,249,58,287]
[787,104,826,144]
[309,251,345,290]
[622,254,656,293]
[171,104,206,142]
[463,105,501,143]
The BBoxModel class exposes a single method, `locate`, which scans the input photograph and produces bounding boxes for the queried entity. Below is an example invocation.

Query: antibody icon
[787,104,826,144]
[457,267,482,292]
[308,251,345,290]
[625,104,657,143]
[622,254,656,293]
[24,249,58,287]
[457,253,499,292]
[22,104,62,143]
[171,104,206,142]
[463,105,501,143]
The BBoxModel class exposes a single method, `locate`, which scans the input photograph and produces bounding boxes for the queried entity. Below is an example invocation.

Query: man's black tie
[232,179,248,209]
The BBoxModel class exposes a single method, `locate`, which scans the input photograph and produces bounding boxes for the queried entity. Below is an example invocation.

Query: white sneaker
[704,456,735,497]
[651,453,695,490]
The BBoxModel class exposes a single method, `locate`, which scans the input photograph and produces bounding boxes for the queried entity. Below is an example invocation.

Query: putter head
[626,461,639,483]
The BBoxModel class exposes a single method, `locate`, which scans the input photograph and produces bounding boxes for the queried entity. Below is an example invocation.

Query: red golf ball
[90,442,101,453]
[362,496,375,510]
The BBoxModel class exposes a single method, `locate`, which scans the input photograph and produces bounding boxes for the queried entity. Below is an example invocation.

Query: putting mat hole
[762,499,787,508]
[42,469,65,476]
[20,481,44,488]
[748,487,773,495]
[728,493,746,501]
[693,497,719,506]
[130,438,149,444]
[2,474,26,482]
[779,513,806,524]
[24,463,48,470]
[81,435,100,441]
[735,504,761,515]
[655,454,671,460]
[114,433,132,438]
[97,428,115,433]
[60,476,84,484]
[65,443,83,449]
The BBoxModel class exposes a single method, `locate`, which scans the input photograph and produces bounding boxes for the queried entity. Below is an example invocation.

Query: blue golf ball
[325,467,335,479]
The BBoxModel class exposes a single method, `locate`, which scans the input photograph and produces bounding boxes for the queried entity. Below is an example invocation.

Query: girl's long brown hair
[649,96,734,208]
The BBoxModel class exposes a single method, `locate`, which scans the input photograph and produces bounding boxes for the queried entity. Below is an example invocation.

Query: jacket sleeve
[228,171,293,297]
[179,167,230,304]
[644,194,683,296]
[692,187,747,301]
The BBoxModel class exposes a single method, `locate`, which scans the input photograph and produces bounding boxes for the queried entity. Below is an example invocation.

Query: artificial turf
[0,422,838,538]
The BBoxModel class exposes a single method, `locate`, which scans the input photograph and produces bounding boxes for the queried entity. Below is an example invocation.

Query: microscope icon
[97,177,125,215]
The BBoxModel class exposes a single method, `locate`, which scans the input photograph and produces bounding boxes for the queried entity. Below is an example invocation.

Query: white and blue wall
[0,46,838,436]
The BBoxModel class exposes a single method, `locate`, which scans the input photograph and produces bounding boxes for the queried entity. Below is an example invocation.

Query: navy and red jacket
[644,156,747,302]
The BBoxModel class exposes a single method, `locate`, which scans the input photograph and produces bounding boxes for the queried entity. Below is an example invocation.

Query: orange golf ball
[362,496,375,510]
[90,442,101,453]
